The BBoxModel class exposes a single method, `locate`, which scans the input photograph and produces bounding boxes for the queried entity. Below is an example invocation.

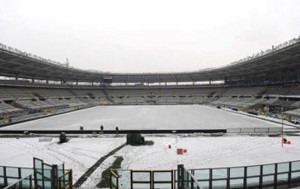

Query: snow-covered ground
[0,105,284,130]
[118,135,300,170]
[1,135,299,188]
[1,105,299,188]
[0,136,125,182]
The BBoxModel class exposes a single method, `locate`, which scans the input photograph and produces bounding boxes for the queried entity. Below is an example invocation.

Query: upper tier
[0,38,300,84]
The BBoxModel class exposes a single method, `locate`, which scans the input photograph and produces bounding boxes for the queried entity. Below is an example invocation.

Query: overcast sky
[0,0,299,73]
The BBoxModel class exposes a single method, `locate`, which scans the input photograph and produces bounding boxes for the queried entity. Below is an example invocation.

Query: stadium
[1,0,300,188]
[0,36,300,189]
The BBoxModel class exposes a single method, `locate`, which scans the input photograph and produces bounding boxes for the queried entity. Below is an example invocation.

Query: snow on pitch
[0,105,282,130]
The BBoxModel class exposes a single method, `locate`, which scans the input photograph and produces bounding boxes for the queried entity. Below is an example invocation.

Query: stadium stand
[0,84,300,126]
[0,36,300,125]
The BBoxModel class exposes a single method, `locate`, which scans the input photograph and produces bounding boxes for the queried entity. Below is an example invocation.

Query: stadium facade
[0,37,300,126]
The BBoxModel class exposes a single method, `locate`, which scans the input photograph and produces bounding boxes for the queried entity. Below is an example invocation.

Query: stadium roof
[0,39,300,84]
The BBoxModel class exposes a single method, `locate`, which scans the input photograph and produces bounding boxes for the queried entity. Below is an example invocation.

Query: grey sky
[0,0,299,73]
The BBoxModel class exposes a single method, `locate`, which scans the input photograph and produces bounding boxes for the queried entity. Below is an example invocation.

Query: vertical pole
[171,170,174,189]
[227,168,230,189]
[18,167,21,179]
[4,167,7,187]
[288,162,292,187]
[110,170,112,189]
[243,167,247,188]
[150,171,153,189]
[33,158,37,188]
[177,164,184,189]
[274,163,278,188]
[42,160,45,189]
[70,170,73,189]
[259,165,263,189]
[130,170,133,189]
[191,170,194,189]
[29,174,32,189]
[62,164,65,186]
[18,167,22,188]
[209,169,212,189]
[59,176,61,189]
[52,164,58,189]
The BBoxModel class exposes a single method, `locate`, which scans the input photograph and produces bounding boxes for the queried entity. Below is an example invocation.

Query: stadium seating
[1,84,300,125]
[0,100,22,116]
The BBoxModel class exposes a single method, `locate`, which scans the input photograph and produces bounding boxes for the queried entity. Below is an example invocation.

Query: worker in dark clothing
[116,126,119,134]
[100,125,104,134]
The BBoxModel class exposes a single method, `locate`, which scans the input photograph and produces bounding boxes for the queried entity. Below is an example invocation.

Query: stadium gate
[33,157,72,189]
[110,164,201,189]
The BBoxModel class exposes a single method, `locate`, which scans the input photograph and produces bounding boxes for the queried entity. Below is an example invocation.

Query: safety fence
[227,127,282,134]
[188,160,300,189]
[177,165,201,189]
[110,169,175,189]
[111,160,300,189]
[0,166,33,188]
[0,157,72,189]
[3,174,32,189]
[58,169,72,189]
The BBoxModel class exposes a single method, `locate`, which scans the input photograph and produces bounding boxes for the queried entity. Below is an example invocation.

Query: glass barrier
[292,161,300,171]
[1,158,67,189]
[3,174,32,189]
[114,160,300,189]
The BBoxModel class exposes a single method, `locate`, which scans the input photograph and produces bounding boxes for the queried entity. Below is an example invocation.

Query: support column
[177,164,184,189]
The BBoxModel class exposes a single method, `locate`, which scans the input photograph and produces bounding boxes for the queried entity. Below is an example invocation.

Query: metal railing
[0,165,33,187]
[130,170,174,189]
[58,169,72,189]
[110,170,119,189]
[1,157,69,189]
[3,174,33,189]
[227,127,282,134]
[110,169,174,189]
[177,165,201,189]
[189,160,300,189]
[112,160,300,189]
